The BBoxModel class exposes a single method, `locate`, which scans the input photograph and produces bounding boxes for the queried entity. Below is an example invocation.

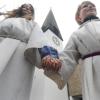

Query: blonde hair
[75,1,95,25]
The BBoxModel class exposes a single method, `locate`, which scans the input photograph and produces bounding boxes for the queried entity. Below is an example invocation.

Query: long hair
[5,4,34,20]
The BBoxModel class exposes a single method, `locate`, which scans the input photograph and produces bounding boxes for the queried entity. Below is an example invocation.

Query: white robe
[57,19,100,100]
[0,18,41,100]
[0,18,68,100]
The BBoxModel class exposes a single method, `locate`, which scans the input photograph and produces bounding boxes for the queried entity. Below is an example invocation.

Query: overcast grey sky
[0,0,100,46]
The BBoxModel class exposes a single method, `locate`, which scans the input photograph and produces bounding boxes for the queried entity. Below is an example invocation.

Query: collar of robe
[83,15,99,23]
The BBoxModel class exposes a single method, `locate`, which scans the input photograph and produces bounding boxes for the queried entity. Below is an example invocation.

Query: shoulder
[79,19,100,28]
[30,20,38,25]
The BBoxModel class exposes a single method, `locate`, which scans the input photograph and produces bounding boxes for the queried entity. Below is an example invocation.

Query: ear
[76,15,82,25]
[77,15,82,22]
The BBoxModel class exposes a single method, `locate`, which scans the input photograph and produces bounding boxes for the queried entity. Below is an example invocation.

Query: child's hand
[41,55,62,72]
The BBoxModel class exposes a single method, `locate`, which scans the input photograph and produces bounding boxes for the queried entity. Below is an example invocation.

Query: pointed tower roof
[42,10,63,40]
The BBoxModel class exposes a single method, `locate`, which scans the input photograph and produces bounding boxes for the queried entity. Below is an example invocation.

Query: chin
[88,12,96,16]
[87,14,96,17]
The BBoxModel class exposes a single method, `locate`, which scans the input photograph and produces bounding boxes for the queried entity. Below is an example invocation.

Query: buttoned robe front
[59,19,100,100]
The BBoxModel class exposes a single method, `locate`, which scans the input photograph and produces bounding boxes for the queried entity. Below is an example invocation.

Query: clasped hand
[41,55,62,72]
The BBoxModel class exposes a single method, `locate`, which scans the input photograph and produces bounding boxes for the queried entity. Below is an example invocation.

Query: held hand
[41,55,62,72]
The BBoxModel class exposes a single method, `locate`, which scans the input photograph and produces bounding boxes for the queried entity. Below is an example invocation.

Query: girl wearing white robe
[42,1,100,100]
[0,4,42,99]
[59,1,100,100]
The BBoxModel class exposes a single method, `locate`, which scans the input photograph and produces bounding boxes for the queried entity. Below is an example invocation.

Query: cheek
[80,9,87,18]
[80,9,86,16]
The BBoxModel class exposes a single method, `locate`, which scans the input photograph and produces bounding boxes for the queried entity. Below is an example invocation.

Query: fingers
[41,55,51,69]
[41,55,62,72]
[54,59,61,71]
[53,58,62,72]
